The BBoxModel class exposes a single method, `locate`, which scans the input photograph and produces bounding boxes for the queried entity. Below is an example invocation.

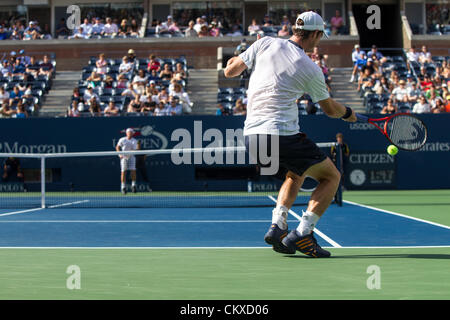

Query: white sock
[121,183,125,189]
[272,205,288,230]
[132,181,136,187]
[296,211,320,236]
[350,75,354,82]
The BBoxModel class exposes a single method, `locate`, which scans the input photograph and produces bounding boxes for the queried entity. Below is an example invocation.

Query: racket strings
[388,115,427,151]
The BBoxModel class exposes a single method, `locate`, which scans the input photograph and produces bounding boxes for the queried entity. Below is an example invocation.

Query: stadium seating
[74,54,188,116]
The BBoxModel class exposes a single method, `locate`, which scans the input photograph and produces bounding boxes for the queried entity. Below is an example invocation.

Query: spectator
[119,56,134,74]
[127,49,136,63]
[91,17,104,36]
[216,103,231,115]
[141,101,156,115]
[412,95,431,113]
[9,86,23,104]
[83,86,99,105]
[14,101,28,118]
[169,21,181,34]
[248,19,262,36]
[166,96,183,115]
[147,54,161,73]
[68,100,80,117]
[122,82,138,98]
[171,83,192,113]
[0,60,11,77]
[116,73,129,89]
[374,76,390,95]
[420,75,434,91]
[89,98,102,116]
[185,20,198,37]
[209,21,221,37]
[80,18,93,36]
[278,24,290,37]
[118,19,129,37]
[163,15,175,30]
[198,25,209,37]
[407,46,420,63]
[367,45,387,64]
[129,19,139,36]
[96,53,108,75]
[39,55,54,77]
[0,103,16,118]
[156,20,170,35]
[148,69,160,82]
[280,15,292,28]
[418,45,432,64]
[0,87,10,102]
[159,64,173,80]
[56,18,70,38]
[104,101,120,116]
[103,17,118,36]
[127,95,142,113]
[71,87,84,105]
[233,98,246,115]
[69,26,89,39]
[132,69,147,94]
[194,17,206,33]
[432,97,446,113]
[86,71,102,88]
[407,82,421,103]
[350,47,366,82]
[154,101,168,116]
[234,38,248,56]
[330,133,350,187]
[381,99,398,114]
[391,79,409,103]
[330,10,344,35]
[0,25,8,40]
[158,87,169,103]
[262,14,273,27]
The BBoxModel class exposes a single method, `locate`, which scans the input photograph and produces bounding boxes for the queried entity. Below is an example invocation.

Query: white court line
[267,195,342,248]
[0,220,299,223]
[344,200,450,230]
[47,200,90,209]
[0,200,90,217]
[0,207,43,217]
[0,246,448,249]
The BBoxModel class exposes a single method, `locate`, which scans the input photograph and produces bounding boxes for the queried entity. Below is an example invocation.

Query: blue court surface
[0,201,449,248]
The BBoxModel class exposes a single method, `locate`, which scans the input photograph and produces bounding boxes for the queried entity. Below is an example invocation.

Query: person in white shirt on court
[116,128,139,194]
[224,11,356,258]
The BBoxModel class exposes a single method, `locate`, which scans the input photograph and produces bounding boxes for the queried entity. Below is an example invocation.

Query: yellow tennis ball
[387,145,398,155]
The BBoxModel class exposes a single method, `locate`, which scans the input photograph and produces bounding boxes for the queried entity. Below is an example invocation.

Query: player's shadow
[286,254,450,260]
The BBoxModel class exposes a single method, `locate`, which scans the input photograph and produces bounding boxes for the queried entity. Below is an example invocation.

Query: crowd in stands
[68,49,192,117]
[217,41,333,116]
[60,17,141,39]
[351,44,450,114]
[0,20,52,40]
[0,51,55,118]
[148,9,347,38]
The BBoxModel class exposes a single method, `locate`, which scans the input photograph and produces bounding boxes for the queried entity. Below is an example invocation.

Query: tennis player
[116,128,139,194]
[224,11,357,258]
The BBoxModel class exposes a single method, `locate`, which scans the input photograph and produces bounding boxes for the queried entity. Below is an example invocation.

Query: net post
[41,156,46,208]
[336,142,343,207]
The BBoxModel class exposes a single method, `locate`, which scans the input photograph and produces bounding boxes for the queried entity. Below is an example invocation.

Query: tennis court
[0,189,449,299]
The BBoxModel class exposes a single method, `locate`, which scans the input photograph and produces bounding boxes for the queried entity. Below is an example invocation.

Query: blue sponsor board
[0,114,449,191]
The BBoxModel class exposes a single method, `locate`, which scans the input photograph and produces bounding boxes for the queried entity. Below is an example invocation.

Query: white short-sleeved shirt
[117,137,138,159]
[239,37,330,136]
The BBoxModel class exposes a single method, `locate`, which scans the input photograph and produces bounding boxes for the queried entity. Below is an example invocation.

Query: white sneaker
[349,75,355,82]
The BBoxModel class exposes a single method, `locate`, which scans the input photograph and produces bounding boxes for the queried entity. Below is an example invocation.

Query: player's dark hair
[292,19,316,39]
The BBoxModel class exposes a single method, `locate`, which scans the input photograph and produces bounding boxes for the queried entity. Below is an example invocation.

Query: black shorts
[245,133,327,180]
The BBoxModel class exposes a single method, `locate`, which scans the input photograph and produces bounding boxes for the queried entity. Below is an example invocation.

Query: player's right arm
[318,98,356,122]
[116,139,123,158]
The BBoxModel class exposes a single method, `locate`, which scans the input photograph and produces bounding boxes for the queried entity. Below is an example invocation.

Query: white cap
[126,128,134,133]
[295,11,328,38]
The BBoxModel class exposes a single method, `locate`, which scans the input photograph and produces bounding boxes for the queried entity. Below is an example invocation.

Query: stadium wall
[0,37,359,70]
[0,114,449,191]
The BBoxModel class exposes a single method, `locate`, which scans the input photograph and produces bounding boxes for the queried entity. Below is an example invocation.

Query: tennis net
[0,143,342,209]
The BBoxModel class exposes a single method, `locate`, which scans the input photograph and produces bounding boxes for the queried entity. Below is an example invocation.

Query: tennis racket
[356,113,427,151]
